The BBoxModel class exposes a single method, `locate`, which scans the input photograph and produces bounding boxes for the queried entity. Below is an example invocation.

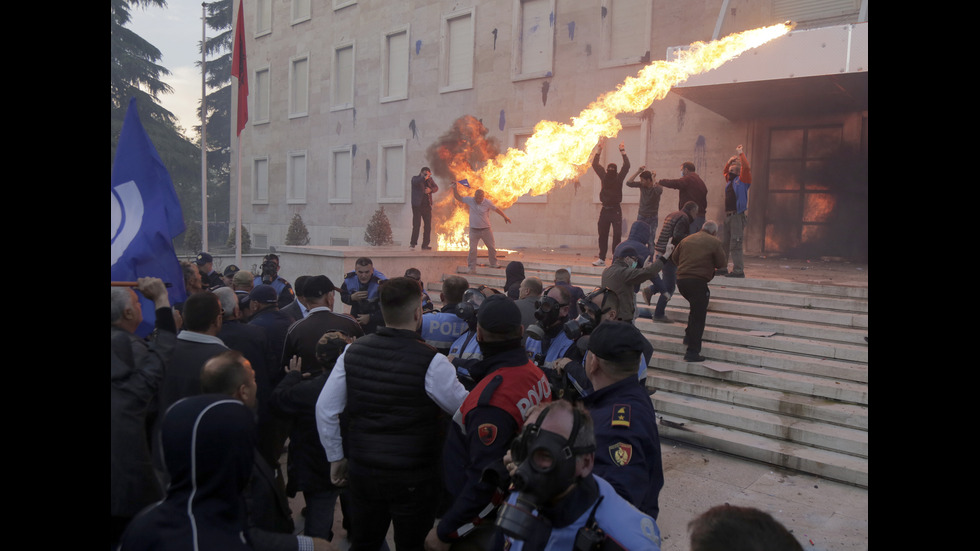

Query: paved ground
[283,247,869,550]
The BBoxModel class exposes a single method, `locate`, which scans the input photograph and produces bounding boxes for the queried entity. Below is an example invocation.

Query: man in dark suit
[153,291,228,482]
[281,275,364,371]
[280,275,310,323]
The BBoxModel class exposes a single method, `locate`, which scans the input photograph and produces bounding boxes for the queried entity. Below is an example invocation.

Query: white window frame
[511,0,555,81]
[329,145,354,204]
[331,41,356,112]
[509,128,548,203]
[377,139,407,203]
[255,0,272,37]
[598,0,652,69]
[288,53,310,119]
[253,65,270,125]
[439,8,475,93]
[287,150,308,204]
[333,0,356,10]
[291,0,311,25]
[380,25,410,103]
[252,156,269,204]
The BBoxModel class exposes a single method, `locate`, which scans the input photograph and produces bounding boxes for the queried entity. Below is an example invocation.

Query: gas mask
[496,403,596,541]
[526,293,567,341]
[563,289,611,340]
[454,288,485,332]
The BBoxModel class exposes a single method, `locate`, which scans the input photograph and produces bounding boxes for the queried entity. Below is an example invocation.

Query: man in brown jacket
[672,221,727,362]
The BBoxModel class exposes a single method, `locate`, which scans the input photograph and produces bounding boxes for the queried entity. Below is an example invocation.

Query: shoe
[725,272,745,278]
[715,268,728,276]
[466,267,476,274]
[683,353,706,362]
[642,287,653,305]
[592,258,605,266]
[410,245,416,249]
[421,246,432,250]
[490,265,503,269]
[652,315,671,323]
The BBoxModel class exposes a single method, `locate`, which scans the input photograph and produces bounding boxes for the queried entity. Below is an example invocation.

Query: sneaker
[652,315,671,323]
[725,272,745,278]
[592,258,605,266]
[410,245,416,249]
[715,268,728,276]
[683,353,706,362]
[642,287,653,305]
[421,246,432,250]
[466,267,476,274]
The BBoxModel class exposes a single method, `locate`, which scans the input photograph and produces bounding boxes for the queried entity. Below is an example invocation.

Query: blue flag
[111,97,187,337]
[458,179,470,188]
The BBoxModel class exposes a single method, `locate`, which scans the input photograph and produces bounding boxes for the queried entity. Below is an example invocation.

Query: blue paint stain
[415,40,422,55]
[550,12,554,27]
[499,110,506,131]
[567,21,575,40]
[352,144,357,157]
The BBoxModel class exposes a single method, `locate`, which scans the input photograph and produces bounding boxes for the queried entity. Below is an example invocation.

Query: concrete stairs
[429,259,869,488]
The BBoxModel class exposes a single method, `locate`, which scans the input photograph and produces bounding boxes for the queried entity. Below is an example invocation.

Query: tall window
[254,66,270,124]
[291,0,310,24]
[332,42,355,111]
[255,0,272,36]
[289,54,309,118]
[287,150,308,203]
[513,0,555,80]
[599,0,652,67]
[381,27,410,102]
[378,140,406,203]
[440,8,474,93]
[330,146,353,204]
[252,156,269,203]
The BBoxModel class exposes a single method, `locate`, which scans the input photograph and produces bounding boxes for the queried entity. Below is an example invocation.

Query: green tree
[198,0,233,228]
[111,0,200,228]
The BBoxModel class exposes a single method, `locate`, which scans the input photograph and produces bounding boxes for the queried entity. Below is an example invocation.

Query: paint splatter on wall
[694,135,706,174]
[567,21,575,40]
[541,81,550,106]
[415,40,422,55]
[498,110,506,131]
[677,99,686,132]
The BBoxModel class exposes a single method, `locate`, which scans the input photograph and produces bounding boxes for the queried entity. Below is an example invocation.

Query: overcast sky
[128,0,210,139]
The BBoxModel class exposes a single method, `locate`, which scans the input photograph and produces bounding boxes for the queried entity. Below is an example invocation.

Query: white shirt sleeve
[315,349,348,462]
[425,353,469,414]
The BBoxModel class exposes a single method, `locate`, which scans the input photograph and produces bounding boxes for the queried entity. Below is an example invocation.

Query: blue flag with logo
[111,97,187,337]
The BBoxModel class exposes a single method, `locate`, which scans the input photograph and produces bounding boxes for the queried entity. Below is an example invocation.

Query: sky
[128,0,211,139]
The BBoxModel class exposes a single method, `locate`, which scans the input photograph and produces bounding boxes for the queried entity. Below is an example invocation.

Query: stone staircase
[428,259,869,489]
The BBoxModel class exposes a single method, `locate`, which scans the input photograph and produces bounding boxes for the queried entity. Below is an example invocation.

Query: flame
[436,22,794,250]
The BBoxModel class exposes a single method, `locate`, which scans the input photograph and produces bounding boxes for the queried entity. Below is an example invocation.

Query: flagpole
[236,134,242,266]
[200,1,209,253]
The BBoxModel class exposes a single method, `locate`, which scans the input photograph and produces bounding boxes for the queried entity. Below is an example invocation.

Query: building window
[255,0,272,36]
[333,0,356,10]
[292,0,311,25]
[510,129,547,203]
[289,54,309,118]
[332,42,355,111]
[330,145,353,204]
[381,26,410,103]
[591,120,646,205]
[599,0,652,67]
[287,150,308,204]
[512,0,555,81]
[377,140,406,203]
[252,156,269,204]
[254,66,270,124]
[440,8,475,93]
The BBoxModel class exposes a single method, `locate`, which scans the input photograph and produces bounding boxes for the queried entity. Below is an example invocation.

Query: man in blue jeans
[644,201,698,322]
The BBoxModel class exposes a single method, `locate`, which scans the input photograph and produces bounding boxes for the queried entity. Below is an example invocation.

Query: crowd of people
[112,144,807,550]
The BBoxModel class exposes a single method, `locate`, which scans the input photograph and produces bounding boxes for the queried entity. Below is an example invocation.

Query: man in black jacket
[591,141,631,267]
[316,277,467,551]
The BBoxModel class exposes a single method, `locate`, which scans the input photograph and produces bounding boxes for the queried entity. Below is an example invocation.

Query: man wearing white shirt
[316,277,468,551]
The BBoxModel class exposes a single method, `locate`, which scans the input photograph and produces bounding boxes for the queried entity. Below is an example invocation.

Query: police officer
[524,285,579,398]
[581,321,664,519]
[195,252,225,290]
[497,400,662,550]
[252,253,295,309]
[339,256,387,334]
[420,275,469,354]
[425,294,552,551]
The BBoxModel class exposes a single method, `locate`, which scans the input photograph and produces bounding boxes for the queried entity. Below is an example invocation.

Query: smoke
[424,115,501,184]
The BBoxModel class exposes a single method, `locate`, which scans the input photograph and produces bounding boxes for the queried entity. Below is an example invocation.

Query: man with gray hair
[672,220,727,362]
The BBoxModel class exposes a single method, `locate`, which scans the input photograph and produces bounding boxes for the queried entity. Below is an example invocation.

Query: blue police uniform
[582,376,664,519]
[421,306,469,354]
[503,474,661,551]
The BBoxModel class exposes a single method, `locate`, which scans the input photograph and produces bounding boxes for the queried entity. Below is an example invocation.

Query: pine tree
[285,213,310,245]
[364,207,394,246]
[226,225,252,253]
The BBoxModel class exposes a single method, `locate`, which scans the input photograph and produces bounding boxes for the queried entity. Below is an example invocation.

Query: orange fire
[435,22,794,250]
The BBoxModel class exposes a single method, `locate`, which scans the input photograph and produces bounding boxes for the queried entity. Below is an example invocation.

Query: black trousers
[677,278,710,354]
[597,205,622,260]
[346,466,439,551]
[411,205,432,247]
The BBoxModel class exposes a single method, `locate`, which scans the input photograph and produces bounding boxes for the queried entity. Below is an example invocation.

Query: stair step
[657,416,868,488]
